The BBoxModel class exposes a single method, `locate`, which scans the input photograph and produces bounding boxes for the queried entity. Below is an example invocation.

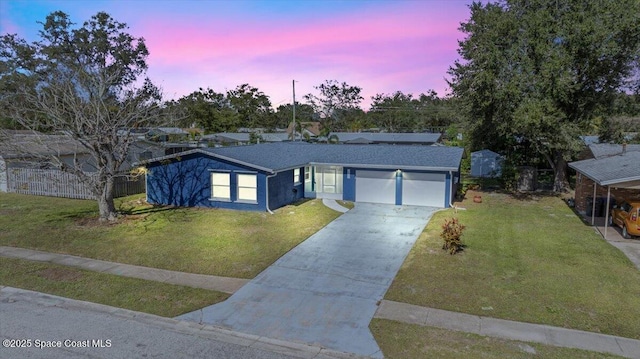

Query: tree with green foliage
[303,80,363,132]
[449,0,640,192]
[368,90,460,132]
[369,91,420,131]
[227,83,274,129]
[170,87,239,133]
[273,102,316,129]
[597,93,640,144]
[0,11,168,221]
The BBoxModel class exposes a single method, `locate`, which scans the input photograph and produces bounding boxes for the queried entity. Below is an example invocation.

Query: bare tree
[0,11,170,221]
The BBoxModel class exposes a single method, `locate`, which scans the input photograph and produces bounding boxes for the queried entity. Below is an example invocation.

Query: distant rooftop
[589,143,640,159]
[328,132,441,144]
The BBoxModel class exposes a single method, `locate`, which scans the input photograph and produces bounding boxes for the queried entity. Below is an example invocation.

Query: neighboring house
[470,149,504,178]
[203,132,294,146]
[146,127,189,142]
[123,140,165,168]
[288,121,322,140]
[327,132,441,145]
[579,134,639,147]
[586,143,640,159]
[579,135,601,146]
[569,144,640,216]
[0,131,149,198]
[0,131,93,171]
[140,142,463,211]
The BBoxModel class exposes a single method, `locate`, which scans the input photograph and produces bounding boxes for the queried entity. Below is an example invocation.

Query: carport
[569,151,640,236]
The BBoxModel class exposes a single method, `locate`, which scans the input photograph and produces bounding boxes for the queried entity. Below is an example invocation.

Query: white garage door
[402,172,445,207]
[356,170,396,204]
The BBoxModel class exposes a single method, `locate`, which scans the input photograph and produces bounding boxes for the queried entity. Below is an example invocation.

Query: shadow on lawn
[117,204,180,216]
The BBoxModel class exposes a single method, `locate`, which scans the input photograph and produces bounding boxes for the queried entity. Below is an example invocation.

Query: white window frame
[211,172,231,201]
[293,168,301,184]
[237,173,257,202]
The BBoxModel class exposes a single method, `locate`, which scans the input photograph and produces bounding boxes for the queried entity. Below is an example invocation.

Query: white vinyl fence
[6,168,144,200]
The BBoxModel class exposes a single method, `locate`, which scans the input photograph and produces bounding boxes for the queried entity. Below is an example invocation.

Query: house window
[211,172,231,200]
[293,168,301,184]
[237,173,257,202]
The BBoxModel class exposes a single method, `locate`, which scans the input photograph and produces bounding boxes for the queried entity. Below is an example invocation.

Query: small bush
[441,218,466,255]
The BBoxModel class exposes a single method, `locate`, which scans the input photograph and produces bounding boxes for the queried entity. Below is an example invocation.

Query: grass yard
[370,319,623,359]
[385,190,640,340]
[0,193,343,278]
[0,257,227,317]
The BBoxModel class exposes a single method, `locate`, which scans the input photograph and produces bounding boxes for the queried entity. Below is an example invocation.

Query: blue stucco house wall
[146,152,269,211]
[267,168,304,210]
[140,143,464,212]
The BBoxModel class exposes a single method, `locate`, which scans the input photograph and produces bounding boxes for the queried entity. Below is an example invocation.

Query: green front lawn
[371,319,623,359]
[385,191,640,340]
[0,193,342,278]
[0,257,227,317]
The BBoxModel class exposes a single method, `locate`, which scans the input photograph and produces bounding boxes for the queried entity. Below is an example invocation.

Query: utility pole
[292,79,296,141]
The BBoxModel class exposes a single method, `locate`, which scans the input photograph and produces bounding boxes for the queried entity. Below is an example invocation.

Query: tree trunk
[552,151,569,192]
[97,176,117,221]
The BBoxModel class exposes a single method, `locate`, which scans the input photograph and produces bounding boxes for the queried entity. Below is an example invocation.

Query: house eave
[134,148,276,174]
[601,176,640,186]
[309,162,459,172]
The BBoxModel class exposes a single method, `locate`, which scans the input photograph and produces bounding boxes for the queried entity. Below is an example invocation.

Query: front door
[314,166,343,200]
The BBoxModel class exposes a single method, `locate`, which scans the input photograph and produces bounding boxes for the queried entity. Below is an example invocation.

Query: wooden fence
[6,168,145,200]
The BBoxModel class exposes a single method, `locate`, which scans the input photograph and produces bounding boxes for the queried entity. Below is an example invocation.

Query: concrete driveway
[178,203,437,358]
[595,222,640,270]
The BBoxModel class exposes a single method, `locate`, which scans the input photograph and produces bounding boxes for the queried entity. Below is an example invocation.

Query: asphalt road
[0,287,348,359]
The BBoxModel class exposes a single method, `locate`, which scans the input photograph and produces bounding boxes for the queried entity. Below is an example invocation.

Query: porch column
[604,186,611,238]
[591,182,597,226]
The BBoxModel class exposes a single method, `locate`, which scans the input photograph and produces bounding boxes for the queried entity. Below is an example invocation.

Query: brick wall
[575,173,640,215]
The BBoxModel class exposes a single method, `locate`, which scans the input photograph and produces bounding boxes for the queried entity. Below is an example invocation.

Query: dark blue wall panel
[267,168,304,210]
[445,172,451,208]
[343,167,356,201]
[145,153,275,211]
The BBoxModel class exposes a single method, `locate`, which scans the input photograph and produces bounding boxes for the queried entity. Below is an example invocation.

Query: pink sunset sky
[0,0,476,109]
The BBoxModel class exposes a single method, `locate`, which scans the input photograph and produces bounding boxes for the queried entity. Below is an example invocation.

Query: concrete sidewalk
[375,300,640,359]
[3,246,640,358]
[0,246,248,294]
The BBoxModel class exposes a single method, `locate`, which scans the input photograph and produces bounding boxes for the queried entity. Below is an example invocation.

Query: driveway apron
[177,203,436,358]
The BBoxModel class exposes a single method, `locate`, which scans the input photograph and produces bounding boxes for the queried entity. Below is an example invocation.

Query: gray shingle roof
[0,131,88,159]
[589,143,640,159]
[328,132,441,144]
[140,142,463,173]
[569,151,640,186]
[204,133,291,143]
